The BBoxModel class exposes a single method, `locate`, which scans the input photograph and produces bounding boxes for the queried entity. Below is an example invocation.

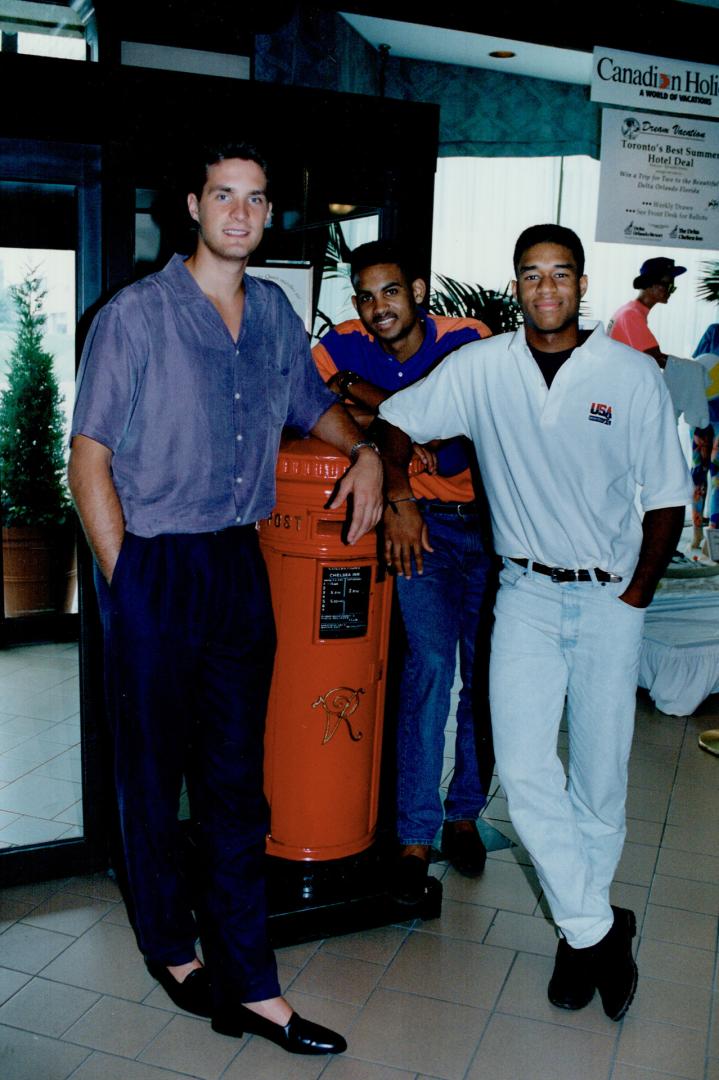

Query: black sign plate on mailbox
[319,565,371,639]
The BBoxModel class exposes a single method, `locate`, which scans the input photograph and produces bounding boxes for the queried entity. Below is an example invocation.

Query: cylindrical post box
[259,435,393,861]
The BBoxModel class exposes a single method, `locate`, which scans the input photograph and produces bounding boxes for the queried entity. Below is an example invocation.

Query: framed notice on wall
[596,107,719,249]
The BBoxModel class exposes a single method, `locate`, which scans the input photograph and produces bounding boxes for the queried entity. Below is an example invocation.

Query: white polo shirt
[379,322,692,580]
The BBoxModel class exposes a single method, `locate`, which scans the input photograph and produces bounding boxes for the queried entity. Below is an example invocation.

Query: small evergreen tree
[0,270,70,527]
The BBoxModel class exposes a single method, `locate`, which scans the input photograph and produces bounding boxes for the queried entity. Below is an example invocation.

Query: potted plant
[0,269,75,616]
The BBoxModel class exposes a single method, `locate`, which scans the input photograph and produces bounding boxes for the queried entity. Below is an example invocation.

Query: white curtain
[432,156,719,360]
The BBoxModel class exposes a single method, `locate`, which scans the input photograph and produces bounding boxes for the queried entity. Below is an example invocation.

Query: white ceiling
[341,13,595,86]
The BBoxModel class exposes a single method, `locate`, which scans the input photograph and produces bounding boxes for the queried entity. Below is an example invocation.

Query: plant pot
[2,524,77,617]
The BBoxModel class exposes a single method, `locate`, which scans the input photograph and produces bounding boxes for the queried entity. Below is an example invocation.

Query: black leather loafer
[547,937,595,1010]
[389,853,429,905]
[441,820,487,877]
[212,1006,347,1055]
[146,962,212,1018]
[591,906,638,1021]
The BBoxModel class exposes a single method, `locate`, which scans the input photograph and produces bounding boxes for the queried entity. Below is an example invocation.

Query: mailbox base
[265,840,442,948]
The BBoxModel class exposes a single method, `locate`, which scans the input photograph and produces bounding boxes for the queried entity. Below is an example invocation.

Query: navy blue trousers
[95,527,281,1006]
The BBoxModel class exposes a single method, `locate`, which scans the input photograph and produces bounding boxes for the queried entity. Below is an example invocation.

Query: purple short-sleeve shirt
[72,255,337,536]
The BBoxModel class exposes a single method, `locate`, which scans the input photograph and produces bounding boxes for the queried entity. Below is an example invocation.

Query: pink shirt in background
[607,298,659,352]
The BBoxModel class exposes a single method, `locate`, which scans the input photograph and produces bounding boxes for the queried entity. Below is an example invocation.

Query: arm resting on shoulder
[619,505,685,608]
[371,418,433,578]
[310,403,383,545]
[68,434,125,585]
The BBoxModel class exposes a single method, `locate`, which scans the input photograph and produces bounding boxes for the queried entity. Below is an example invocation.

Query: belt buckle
[550,567,575,583]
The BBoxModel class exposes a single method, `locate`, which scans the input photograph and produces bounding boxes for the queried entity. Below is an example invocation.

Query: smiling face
[187,157,272,264]
[513,242,588,351]
[351,263,426,360]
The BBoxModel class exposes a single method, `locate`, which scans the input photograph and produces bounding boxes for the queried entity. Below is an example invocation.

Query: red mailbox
[259,435,392,861]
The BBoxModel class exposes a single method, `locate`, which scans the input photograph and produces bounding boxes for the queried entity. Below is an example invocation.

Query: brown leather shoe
[441,820,486,877]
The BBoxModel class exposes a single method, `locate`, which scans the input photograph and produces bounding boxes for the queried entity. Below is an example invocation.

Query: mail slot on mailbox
[259,435,392,861]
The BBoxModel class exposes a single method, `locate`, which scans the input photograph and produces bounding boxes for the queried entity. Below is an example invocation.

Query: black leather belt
[426,501,479,517]
[510,557,622,583]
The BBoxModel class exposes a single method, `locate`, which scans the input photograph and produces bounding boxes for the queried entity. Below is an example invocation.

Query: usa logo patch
[588,402,612,426]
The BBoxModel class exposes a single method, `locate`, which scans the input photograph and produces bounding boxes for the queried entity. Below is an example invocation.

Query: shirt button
[235,515,241,522]
[398,372,404,378]
[236,476,243,483]
[234,392,240,400]
[235,348,239,356]
[236,434,242,441]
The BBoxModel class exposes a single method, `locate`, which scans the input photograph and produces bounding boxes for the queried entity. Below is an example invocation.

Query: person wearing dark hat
[607,257,686,367]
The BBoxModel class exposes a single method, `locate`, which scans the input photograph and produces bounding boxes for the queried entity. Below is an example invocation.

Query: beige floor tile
[70,1050,193,1080]
[0,975,98,1037]
[349,988,488,1079]
[222,1035,326,1079]
[138,1013,238,1079]
[484,910,557,956]
[414,898,495,943]
[0,1023,90,1080]
[100,903,131,928]
[0,897,33,933]
[656,847,719,885]
[612,1066,695,1079]
[320,926,409,965]
[0,879,69,905]
[0,922,73,973]
[650,873,719,916]
[290,950,384,1006]
[442,858,541,914]
[625,786,671,823]
[19,891,114,937]
[662,821,716,857]
[609,882,649,921]
[628,741,680,766]
[637,938,715,988]
[0,966,29,1005]
[641,904,717,951]
[617,1017,705,1078]
[495,952,615,1034]
[62,995,174,1056]
[625,818,663,846]
[466,1013,615,1080]
[614,842,658,887]
[710,995,719,1056]
[381,933,513,1010]
[705,1060,719,1080]
[60,872,123,902]
[628,975,712,1030]
[666,783,716,827]
[40,922,156,999]
[276,939,322,968]
[627,759,676,792]
[324,1059,416,1079]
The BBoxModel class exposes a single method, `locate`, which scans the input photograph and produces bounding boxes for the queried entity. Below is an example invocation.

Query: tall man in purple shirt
[68,143,382,1057]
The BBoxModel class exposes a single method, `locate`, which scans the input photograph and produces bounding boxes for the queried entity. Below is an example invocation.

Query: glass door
[0,140,103,879]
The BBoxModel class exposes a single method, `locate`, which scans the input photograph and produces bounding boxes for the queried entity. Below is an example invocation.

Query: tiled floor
[0,684,717,1079]
[0,642,82,849]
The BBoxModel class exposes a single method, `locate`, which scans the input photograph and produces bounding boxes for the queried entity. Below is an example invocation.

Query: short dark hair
[513,224,585,278]
[349,241,422,289]
[186,141,269,200]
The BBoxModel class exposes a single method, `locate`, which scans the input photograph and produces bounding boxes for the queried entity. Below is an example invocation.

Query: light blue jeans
[395,500,494,846]
[489,559,646,949]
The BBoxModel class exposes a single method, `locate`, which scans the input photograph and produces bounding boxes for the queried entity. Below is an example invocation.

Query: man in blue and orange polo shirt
[313,240,494,903]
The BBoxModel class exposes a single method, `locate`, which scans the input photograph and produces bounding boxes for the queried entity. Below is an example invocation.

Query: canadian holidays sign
[591,47,719,120]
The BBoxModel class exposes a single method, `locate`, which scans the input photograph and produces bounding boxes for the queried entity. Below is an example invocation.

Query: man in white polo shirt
[375,224,691,1022]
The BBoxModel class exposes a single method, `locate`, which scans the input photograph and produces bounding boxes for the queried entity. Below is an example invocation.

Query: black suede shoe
[547,937,595,1010]
[591,906,638,1021]
[146,963,212,1018]
[389,852,429,905]
[441,820,487,877]
[212,1007,347,1054]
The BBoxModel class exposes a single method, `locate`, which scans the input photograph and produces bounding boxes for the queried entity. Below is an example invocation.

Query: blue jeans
[395,500,494,846]
[490,559,646,948]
